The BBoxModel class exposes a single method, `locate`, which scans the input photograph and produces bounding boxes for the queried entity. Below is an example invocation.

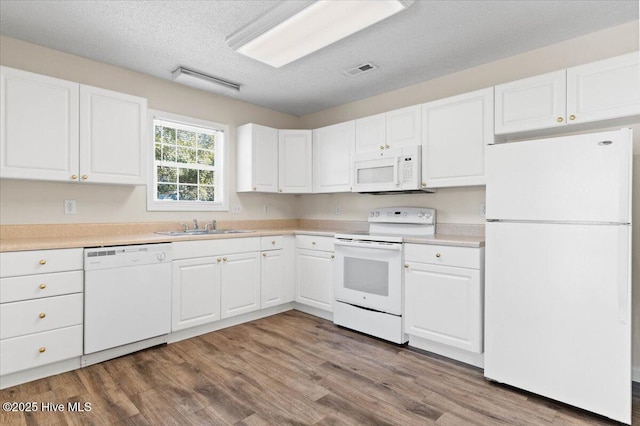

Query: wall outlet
[231,203,242,214]
[335,206,341,215]
[480,202,486,218]
[64,199,77,215]
[263,205,269,215]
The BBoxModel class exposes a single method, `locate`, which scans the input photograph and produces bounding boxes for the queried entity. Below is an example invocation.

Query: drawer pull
[312,241,316,245]
[39,347,46,353]
[272,240,276,245]
[331,255,335,259]
[39,259,47,265]
[39,313,46,319]
[223,257,227,262]
[263,252,267,257]
[39,283,47,290]
[435,253,441,258]
[216,258,221,263]
[404,263,409,268]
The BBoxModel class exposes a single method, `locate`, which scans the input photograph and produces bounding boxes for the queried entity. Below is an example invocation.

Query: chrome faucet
[204,220,217,231]
[193,218,199,230]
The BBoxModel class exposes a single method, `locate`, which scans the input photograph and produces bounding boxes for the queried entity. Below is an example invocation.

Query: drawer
[0,325,83,375]
[295,235,334,252]
[404,244,483,269]
[0,293,83,339]
[172,237,261,260]
[0,248,83,278]
[261,235,284,251]
[0,271,83,303]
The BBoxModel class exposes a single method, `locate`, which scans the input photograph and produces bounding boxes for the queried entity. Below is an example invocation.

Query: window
[147,110,229,211]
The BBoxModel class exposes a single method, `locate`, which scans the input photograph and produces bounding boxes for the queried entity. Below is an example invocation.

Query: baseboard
[0,357,82,390]
[292,302,333,321]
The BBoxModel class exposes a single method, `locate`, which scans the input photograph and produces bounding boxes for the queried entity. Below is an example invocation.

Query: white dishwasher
[84,243,172,355]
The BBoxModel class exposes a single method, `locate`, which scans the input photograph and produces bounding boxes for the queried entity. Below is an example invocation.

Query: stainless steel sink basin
[155,229,255,236]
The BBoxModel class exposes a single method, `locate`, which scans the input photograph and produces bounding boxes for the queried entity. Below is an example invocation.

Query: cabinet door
[405,262,482,353]
[567,52,640,125]
[386,105,421,148]
[278,129,312,193]
[261,250,284,309]
[237,123,278,192]
[171,257,221,331]
[79,85,146,185]
[221,252,260,319]
[422,88,493,188]
[495,70,566,134]
[0,66,79,181]
[312,121,355,193]
[295,249,333,312]
[355,113,385,153]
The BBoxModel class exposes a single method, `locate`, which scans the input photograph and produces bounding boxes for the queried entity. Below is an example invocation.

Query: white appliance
[484,128,632,424]
[353,145,433,193]
[334,207,436,344]
[84,244,172,355]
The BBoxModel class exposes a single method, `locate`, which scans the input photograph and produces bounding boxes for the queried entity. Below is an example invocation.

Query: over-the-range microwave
[352,145,435,193]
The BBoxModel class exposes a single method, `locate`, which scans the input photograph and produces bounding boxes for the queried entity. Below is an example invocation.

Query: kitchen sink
[155,229,255,236]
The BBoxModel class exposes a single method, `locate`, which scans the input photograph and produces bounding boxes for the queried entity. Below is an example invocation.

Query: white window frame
[147,109,229,211]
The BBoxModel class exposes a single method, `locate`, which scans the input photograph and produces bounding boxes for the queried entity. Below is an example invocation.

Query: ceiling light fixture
[171,67,241,95]
[226,0,414,68]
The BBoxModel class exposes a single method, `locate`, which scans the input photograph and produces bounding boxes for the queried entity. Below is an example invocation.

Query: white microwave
[353,145,432,193]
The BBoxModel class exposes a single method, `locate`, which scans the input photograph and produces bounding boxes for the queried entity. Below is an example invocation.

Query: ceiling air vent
[342,62,378,77]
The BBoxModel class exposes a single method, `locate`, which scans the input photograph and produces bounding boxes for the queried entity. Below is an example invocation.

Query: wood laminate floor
[0,310,637,425]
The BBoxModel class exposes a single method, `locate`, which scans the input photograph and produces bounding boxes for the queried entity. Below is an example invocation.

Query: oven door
[333,239,403,315]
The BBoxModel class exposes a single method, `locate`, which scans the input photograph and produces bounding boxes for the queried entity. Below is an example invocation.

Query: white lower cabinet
[221,252,261,319]
[171,257,221,331]
[404,244,484,355]
[295,236,335,312]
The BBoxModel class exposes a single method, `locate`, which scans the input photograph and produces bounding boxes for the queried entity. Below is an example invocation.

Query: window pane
[157,166,177,183]
[162,127,175,144]
[177,146,196,164]
[198,133,214,150]
[197,149,214,166]
[199,169,214,185]
[179,185,198,201]
[155,143,162,161]
[155,126,162,143]
[177,129,196,147]
[179,168,198,184]
[157,184,177,200]
[199,186,215,202]
[162,145,176,162]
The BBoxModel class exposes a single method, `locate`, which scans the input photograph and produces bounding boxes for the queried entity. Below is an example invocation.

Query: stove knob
[374,212,380,217]
[157,252,166,261]
[425,211,432,219]
[370,211,375,217]
[418,211,425,218]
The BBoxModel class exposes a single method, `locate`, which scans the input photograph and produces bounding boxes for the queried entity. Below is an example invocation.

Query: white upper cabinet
[312,121,355,193]
[355,113,385,153]
[494,70,567,134]
[0,66,80,182]
[495,53,640,135]
[278,129,312,193]
[236,123,278,192]
[385,105,422,148]
[422,88,493,188]
[566,52,640,125]
[79,85,146,185]
[0,66,147,185]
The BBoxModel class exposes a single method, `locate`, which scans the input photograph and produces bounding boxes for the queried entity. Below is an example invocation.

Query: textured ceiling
[0,1,637,116]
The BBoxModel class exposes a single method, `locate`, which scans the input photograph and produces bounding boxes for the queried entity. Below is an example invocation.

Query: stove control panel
[368,207,436,224]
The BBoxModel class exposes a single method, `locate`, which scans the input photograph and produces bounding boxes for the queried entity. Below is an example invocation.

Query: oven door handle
[334,240,403,251]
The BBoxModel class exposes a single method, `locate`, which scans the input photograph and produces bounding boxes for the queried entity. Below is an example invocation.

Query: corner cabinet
[421,88,493,188]
[495,52,640,135]
[0,66,146,185]
[278,129,313,193]
[236,123,279,192]
[312,121,355,193]
[404,244,484,355]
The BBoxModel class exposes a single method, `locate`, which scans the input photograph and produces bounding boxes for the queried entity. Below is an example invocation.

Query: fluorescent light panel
[172,67,240,95]
[227,0,413,68]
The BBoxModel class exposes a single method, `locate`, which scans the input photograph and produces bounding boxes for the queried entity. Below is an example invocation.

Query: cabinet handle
[39,259,47,265]
[385,144,390,149]
[71,174,78,180]
[39,347,46,353]
[223,257,227,262]
[404,263,409,268]
[39,313,46,319]
[557,117,564,123]
[263,252,267,257]
[435,253,441,258]
[312,241,316,245]
[39,283,47,290]
[330,255,335,259]
[82,174,88,180]
[379,146,385,150]
[421,182,427,187]
[216,258,221,263]
[569,114,576,121]
[253,186,257,191]
[272,240,276,245]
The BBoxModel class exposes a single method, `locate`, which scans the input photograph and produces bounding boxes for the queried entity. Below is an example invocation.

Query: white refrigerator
[484,128,632,424]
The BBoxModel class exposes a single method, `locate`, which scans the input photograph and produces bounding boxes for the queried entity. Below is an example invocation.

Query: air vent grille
[343,62,378,77]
